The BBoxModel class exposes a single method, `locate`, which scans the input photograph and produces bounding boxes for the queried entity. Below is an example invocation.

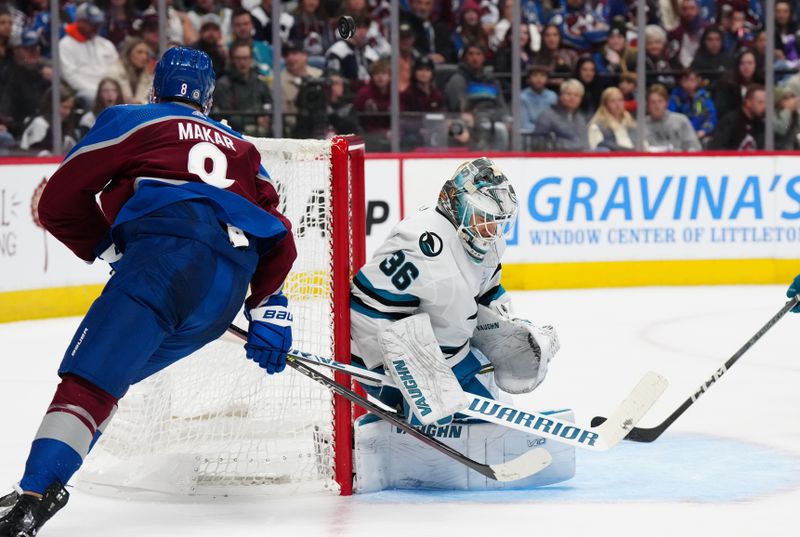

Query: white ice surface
[2,285,799,536]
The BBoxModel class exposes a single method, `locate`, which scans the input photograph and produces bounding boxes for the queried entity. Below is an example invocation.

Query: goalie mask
[437,157,518,262]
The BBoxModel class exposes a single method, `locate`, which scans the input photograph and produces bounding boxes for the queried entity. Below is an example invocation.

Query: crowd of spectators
[0,0,799,154]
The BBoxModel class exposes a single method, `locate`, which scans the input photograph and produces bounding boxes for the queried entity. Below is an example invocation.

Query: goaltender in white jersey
[350,157,561,426]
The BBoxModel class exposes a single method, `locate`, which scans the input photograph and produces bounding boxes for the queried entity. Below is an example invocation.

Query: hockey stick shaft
[591,295,800,442]
[227,324,551,482]
[247,334,668,451]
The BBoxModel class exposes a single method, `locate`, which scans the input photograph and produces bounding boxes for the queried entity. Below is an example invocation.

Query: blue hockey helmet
[151,47,216,114]
[437,157,517,263]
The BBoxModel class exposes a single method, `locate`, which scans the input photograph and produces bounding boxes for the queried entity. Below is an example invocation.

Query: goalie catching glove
[471,304,559,394]
[245,293,293,374]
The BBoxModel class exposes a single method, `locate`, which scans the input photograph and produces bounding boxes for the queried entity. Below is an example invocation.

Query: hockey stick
[227,324,552,482]
[590,295,800,442]
[250,340,669,452]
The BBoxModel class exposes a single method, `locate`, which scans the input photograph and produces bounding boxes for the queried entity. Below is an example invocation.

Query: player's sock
[0,483,69,537]
[19,374,118,494]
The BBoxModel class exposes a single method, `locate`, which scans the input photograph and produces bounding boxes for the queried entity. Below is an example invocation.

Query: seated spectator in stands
[401,0,455,63]
[191,14,228,78]
[397,22,419,93]
[533,78,590,151]
[102,0,140,48]
[667,0,708,69]
[250,0,294,44]
[445,42,512,151]
[141,0,197,46]
[444,43,506,114]
[618,72,637,115]
[354,57,391,151]
[188,0,233,43]
[230,8,272,79]
[289,0,336,61]
[719,5,755,52]
[60,3,119,107]
[79,77,124,134]
[774,85,800,150]
[25,0,74,58]
[754,29,773,79]
[588,86,636,151]
[520,65,557,133]
[575,56,605,116]
[326,14,387,90]
[521,0,549,26]
[494,23,537,78]
[135,14,161,70]
[709,83,765,150]
[714,48,762,119]
[20,84,80,156]
[213,40,272,137]
[281,39,323,135]
[400,55,446,150]
[1,30,49,138]
[775,0,800,72]
[692,0,717,25]
[105,37,153,104]
[668,68,717,143]
[289,0,327,43]
[549,0,609,53]
[490,0,541,53]
[606,0,664,29]
[452,1,489,59]
[339,0,371,20]
[326,71,361,136]
[691,26,733,90]
[592,17,635,83]
[629,24,679,89]
[717,0,765,29]
[401,55,445,112]
[533,24,578,90]
[644,83,702,151]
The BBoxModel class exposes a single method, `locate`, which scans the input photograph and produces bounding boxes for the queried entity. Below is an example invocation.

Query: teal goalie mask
[437,157,518,263]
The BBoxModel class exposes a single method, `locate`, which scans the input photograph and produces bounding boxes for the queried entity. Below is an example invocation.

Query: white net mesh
[75,138,346,498]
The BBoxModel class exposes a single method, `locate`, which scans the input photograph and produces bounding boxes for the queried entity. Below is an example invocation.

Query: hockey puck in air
[337,15,355,39]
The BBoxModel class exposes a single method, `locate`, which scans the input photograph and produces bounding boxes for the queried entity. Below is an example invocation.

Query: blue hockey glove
[245,294,293,374]
[788,274,800,313]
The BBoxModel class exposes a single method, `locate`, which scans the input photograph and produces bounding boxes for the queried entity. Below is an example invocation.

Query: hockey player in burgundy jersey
[0,47,296,536]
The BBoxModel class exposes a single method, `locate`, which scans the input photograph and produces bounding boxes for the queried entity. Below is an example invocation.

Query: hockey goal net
[75,136,366,497]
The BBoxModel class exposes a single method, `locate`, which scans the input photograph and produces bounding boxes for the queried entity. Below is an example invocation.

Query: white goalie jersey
[350,206,509,370]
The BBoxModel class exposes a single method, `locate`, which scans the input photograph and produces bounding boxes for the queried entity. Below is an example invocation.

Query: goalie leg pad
[353,411,576,492]
[379,313,469,425]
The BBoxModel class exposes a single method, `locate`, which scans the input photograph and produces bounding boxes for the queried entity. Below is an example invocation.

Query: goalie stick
[227,324,552,482]
[590,295,800,442]
[247,338,669,452]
